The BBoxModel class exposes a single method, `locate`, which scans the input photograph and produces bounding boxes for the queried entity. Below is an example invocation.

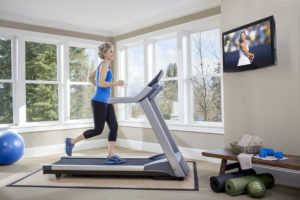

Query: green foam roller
[225,173,274,196]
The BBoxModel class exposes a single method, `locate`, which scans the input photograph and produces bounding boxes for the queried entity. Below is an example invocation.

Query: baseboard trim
[23,139,107,158]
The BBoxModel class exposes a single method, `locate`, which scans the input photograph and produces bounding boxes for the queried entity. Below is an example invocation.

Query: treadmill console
[147,70,164,87]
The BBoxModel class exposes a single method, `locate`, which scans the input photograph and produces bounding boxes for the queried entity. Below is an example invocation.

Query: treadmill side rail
[49,164,144,171]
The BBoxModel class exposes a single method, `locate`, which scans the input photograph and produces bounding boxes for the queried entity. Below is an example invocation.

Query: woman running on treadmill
[65,42,126,164]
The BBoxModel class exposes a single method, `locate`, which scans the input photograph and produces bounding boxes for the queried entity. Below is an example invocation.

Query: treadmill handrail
[108,86,152,104]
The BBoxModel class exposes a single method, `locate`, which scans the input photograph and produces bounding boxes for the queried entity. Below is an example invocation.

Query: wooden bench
[202,148,300,175]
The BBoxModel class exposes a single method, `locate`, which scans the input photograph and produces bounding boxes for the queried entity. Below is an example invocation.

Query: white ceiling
[0,0,220,36]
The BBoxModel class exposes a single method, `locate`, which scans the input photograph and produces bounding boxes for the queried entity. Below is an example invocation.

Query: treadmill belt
[54,157,152,165]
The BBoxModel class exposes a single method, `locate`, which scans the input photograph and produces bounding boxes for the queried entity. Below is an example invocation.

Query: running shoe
[65,138,74,156]
[105,154,126,164]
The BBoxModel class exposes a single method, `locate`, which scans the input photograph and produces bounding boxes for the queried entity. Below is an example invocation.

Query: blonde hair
[98,42,113,59]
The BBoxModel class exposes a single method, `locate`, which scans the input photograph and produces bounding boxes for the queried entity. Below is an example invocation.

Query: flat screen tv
[222,16,276,72]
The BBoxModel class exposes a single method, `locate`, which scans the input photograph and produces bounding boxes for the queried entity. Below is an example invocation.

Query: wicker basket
[230,141,261,154]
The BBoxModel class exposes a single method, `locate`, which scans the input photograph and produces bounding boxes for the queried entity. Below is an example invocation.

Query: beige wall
[222,0,300,155]
[21,127,110,148]
[118,127,224,150]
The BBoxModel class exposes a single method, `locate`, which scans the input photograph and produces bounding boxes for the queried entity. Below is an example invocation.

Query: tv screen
[222,16,276,72]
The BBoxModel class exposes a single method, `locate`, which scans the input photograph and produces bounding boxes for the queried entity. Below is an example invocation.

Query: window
[0,38,13,124]
[189,29,222,122]
[0,27,105,130]
[117,17,223,132]
[25,41,58,122]
[155,38,178,120]
[126,45,145,119]
[69,46,99,120]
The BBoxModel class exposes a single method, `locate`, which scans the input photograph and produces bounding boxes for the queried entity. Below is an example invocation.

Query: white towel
[237,153,253,170]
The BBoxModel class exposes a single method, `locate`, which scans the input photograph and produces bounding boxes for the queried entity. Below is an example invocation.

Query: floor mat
[7,161,198,191]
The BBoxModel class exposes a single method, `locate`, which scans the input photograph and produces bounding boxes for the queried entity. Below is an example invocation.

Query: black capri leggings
[83,100,118,141]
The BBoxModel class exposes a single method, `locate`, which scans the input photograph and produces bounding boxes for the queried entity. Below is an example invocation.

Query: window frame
[67,42,100,122]
[0,27,103,131]
[154,36,180,122]
[187,28,223,126]
[116,14,224,134]
[120,42,146,122]
[24,39,60,124]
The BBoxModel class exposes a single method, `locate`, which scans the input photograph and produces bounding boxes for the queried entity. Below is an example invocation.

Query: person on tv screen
[237,31,254,66]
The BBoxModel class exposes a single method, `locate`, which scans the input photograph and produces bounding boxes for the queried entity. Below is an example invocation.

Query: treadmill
[42,70,190,180]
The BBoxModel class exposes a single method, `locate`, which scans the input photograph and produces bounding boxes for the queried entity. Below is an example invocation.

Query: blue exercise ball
[0,131,25,165]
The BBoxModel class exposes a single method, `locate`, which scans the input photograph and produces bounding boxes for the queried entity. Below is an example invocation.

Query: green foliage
[0,39,11,79]
[192,77,221,122]
[25,41,58,122]
[157,63,178,120]
[70,85,94,120]
[26,84,58,122]
[69,47,97,119]
[191,29,222,122]
[0,83,13,123]
[69,47,95,82]
[0,39,13,124]
[26,41,57,80]
[165,63,177,77]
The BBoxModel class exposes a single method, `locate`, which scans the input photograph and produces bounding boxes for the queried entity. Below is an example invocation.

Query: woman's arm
[99,63,123,88]
[240,43,254,57]
[88,70,97,86]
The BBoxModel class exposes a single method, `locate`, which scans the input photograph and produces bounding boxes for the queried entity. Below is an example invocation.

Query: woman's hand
[117,80,124,86]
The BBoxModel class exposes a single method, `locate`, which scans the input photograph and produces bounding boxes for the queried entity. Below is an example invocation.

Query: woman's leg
[108,141,116,157]
[70,100,108,145]
[106,104,118,157]
[71,134,85,145]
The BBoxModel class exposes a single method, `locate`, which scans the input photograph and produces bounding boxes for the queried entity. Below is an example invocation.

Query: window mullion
[17,36,26,126]
[177,31,184,123]
[57,43,64,123]
[144,40,149,86]
[64,42,70,122]
[117,46,126,121]
[11,37,17,125]
[187,33,193,123]
[182,32,189,124]
[124,47,129,120]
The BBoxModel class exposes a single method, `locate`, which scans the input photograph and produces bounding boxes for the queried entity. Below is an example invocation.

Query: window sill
[118,120,224,134]
[0,120,94,133]
[0,120,224,134]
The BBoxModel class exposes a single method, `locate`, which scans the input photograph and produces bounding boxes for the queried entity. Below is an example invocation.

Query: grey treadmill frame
[108,72,189,177]
[43,70,189,178]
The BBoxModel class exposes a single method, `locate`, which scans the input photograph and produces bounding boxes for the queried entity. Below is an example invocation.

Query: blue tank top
[92,62,113,103]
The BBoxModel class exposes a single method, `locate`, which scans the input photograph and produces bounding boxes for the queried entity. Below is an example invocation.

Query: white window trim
[118,120,224,134]
[187,28,223,125]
